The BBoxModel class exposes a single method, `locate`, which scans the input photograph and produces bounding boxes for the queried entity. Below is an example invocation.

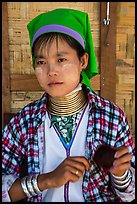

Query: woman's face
[34,38,88,97]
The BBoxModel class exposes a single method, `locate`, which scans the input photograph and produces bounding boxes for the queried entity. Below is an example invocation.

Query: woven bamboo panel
[116,2,135,140]
[7,2,100,74]
[11,91,44,113]
[116,67,135,134]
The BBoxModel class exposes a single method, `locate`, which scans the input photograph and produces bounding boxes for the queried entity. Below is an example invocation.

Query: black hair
[32,32,85,62]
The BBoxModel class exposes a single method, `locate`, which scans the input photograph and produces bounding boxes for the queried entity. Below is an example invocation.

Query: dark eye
[35,60,47,65]
[58,58,66,63]
[37,61,45,64]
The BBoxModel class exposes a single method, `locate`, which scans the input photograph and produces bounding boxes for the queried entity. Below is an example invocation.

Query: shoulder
[3,92,47,132]
[84,85,126,119]
[20,92,47,116]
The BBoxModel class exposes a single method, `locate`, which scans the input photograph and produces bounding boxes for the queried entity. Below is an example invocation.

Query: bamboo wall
[116,2,135,138]
[6,2,135,139]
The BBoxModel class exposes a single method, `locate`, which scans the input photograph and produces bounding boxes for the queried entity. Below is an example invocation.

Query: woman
[2,8,135,202]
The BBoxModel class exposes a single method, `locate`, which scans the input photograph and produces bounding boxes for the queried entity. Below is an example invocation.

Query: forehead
[35,37,76,56]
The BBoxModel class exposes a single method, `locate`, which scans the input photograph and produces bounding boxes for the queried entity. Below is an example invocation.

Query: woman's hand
[109,146,132,177]
[44,156,90,188]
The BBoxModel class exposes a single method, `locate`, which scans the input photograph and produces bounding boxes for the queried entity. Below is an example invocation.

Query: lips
[48,81,63,86]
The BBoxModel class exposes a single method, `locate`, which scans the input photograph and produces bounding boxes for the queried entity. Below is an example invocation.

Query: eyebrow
[34,55,44,59]
[56,51,69,56]
[34,51,69,59]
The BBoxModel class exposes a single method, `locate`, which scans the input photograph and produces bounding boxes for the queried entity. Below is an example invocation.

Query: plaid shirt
[2,86,135,202]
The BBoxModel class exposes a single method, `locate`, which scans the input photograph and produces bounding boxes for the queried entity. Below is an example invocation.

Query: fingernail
[110,166,114,172]
[113,160,117,166]
[114,152,118,158]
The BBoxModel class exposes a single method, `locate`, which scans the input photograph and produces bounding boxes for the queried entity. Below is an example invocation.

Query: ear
[80,52,89,71]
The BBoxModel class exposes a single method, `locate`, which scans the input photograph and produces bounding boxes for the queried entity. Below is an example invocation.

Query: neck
[47,85,87,116]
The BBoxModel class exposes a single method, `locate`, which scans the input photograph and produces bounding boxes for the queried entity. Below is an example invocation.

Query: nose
[47,63,58,77]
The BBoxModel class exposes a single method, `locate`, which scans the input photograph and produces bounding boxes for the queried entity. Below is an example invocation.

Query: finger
[113,153,132,167]
[110,161,131,174]
[63,166,83,183]
[69,173,80,183]
[68,156,90,170]
[114,146,129,158]
[64,159,87,173]
[72,168,83,178]
[65,165,83,177]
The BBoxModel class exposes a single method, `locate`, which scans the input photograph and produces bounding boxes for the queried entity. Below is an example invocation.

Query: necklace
[47,89,87,116]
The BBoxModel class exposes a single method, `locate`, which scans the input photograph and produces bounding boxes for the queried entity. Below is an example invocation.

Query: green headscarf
[27,8,98,89]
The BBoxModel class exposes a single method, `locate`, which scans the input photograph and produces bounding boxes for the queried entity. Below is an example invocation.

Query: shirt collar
[84,85,105,111]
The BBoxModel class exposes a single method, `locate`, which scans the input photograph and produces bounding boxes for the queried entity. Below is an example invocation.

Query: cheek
[61,63,81,75]
[66,65,81,79]
[35,68,47,85]
[34,67,43,76]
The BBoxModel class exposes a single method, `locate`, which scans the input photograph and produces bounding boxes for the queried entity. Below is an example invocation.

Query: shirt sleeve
[2,175,19,202]
[116,110,135,165]
[112,167,135,202]
[113,110,135,202]
[2,117,27,202]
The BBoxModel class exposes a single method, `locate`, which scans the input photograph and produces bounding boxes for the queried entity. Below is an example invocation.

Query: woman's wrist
[111,169,132,191]
[111,170,128,180]
[37,172,56,191]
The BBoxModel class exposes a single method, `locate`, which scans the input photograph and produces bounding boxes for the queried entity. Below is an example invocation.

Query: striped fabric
[2,85,135,202]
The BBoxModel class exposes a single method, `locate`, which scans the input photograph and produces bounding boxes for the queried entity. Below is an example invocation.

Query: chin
[45,86,77,97]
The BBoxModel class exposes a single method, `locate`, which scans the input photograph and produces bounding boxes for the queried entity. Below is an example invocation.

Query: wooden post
[100,2,117,103]
[2,2,11,128]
